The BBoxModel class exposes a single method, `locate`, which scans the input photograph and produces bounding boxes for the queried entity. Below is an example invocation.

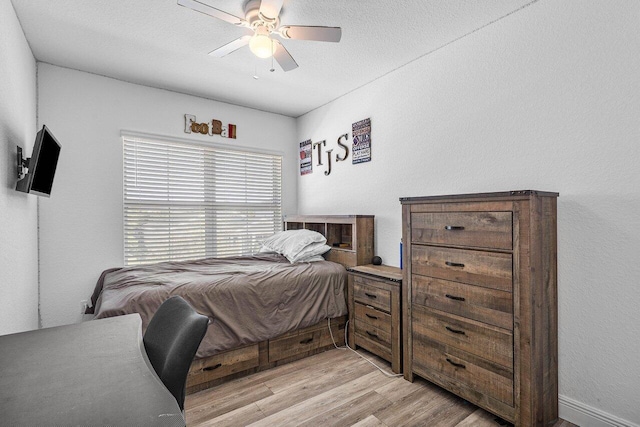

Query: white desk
[0,314,185,426]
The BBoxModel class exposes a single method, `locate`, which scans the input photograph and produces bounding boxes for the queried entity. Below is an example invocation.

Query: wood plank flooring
[185,348,577,427]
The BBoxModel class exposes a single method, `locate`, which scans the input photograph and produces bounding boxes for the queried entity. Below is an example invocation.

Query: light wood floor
[185,348,577,427]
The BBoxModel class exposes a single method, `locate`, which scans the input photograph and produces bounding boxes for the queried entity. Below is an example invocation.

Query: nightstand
[347,264,402,373]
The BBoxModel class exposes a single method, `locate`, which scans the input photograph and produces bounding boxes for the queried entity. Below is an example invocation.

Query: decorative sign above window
[184,114,237,139]
[299,117,371,176]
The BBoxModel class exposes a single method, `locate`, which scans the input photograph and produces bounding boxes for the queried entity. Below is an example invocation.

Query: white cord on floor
[328,318,404,378]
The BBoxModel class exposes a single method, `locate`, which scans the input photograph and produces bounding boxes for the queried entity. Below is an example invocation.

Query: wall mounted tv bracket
[17,146,29,179]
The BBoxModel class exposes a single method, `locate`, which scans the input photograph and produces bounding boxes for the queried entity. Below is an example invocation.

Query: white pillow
[295,254,326,263]
[287,241,331,263]
[260,229,330,263]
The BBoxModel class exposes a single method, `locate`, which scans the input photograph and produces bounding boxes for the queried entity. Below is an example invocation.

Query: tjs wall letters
[299,118,370,176]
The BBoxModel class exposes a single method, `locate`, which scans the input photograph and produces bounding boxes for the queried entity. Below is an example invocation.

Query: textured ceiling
[11,0,535,117]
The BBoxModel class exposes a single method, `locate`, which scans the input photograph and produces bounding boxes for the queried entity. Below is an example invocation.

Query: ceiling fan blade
[279,26,342,42]
[259,0,284,21]
[273,40,298,72]
[208,35,251,57]
[178,0,248,27]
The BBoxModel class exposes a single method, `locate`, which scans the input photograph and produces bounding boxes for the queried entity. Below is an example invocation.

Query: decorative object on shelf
[372,256,382,265]
[184,114,236,139]
[299,139,312,175]
[177,0,342,72]
[352,118,371,164]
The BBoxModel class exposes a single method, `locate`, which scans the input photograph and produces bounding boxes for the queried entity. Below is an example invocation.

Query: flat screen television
[16,125,62,197]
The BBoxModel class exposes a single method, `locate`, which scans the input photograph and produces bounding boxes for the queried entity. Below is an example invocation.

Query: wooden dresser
[400,190,558,426]
[347,264,402,373]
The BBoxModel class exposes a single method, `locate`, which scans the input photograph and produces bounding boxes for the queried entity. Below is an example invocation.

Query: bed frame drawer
[268,318,345,363]
[187,344,260,388]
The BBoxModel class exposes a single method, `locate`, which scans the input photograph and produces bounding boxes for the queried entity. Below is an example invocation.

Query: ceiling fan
[177,0,342,72]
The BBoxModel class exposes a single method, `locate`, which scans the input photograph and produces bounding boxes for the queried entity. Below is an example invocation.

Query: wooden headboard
[283,215,374,268]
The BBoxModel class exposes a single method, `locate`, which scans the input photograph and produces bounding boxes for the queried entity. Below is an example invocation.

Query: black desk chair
[143,296,209,411]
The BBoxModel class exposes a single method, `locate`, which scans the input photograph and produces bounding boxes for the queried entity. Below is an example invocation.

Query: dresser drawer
[411,245,513,292]
[412,275,513,330]
[413,337,513,407]
[355,321,392,347]
[353,278,391,312]
[354,303,391,334]
[412,304,513,368]
[411,211,512,250]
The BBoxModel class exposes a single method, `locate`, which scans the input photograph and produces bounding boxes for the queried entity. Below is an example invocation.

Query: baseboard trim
[559,395,639,427]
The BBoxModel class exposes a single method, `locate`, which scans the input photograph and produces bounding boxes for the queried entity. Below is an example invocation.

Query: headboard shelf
[283,215,374,267]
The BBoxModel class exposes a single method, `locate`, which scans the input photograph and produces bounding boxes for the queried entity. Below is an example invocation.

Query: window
[123,135,282,266]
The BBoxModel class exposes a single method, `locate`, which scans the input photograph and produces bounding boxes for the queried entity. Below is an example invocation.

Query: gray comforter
[90,253,347,359]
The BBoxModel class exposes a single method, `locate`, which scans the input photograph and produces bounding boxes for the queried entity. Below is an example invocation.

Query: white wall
[297,0,640,426]
[0,1,38,335]
[37,64,297,328]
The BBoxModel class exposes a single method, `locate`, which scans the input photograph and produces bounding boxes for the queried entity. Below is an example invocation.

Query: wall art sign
[299,139,312,175]
[352,118,371,164]
[184,114,237,139]
[300,117,370,176]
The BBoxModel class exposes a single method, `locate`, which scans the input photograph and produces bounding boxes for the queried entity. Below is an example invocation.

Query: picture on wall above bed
[352,117,371,164]
[300,139,312,175]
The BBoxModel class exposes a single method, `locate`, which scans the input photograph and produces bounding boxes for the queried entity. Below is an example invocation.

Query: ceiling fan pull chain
[270,39,275,72]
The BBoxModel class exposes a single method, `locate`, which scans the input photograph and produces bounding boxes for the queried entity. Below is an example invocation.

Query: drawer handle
[365,313,379,320]
[203,363,222,371]
[445,294,466,302]
[366,330,380,339]
[444,226,465,231]
[364,292,377,299]
[446,358,466,369]
[445,261,465,268]
[445,326,466,335]
[299,337,314,344]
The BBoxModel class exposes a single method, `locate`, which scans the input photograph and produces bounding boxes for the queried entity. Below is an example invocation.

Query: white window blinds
[123,135,282,266]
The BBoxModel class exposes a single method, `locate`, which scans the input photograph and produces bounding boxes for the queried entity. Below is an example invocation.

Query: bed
[88,215,374,392]
[90,253,347,359]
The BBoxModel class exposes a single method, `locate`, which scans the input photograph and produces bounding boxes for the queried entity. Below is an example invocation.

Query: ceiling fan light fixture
[249,25,276,58]
[179,0,341,71]
[249,34,275,58]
